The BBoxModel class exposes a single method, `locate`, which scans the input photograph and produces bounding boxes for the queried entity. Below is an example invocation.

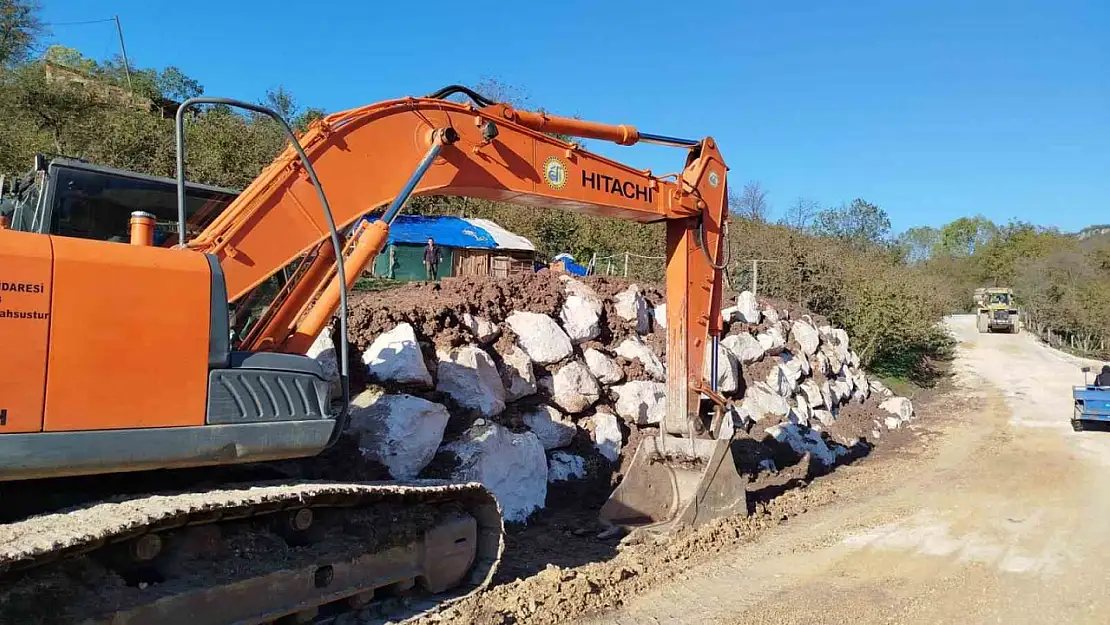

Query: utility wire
[42,18,116,27]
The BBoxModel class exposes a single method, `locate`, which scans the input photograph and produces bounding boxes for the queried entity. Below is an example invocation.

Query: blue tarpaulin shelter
[365,215,535,282]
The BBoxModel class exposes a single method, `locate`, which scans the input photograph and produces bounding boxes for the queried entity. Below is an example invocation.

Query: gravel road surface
[589,315,1110,625]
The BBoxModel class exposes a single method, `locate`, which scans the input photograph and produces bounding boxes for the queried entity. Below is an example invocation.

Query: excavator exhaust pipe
[599,434,748,532]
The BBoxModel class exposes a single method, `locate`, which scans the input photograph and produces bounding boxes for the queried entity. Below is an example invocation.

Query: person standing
[1095,365,1110,387]
[423,237,441,281]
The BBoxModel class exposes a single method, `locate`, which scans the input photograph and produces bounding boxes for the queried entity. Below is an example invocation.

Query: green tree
[812,198,891,248]
[936,215,996,258]
[0,0,42,67]
[896,225,939,264]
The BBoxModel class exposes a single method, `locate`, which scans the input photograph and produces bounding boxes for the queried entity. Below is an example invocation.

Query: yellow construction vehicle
[975,287,1020,334]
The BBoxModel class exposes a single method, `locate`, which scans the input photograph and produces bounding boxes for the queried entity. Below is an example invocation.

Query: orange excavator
[0,85,744,623]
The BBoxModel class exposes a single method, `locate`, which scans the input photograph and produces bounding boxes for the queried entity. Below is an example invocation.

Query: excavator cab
[1,154,237,244]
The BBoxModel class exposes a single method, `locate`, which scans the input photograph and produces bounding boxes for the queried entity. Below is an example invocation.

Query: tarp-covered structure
[366,215,536,282]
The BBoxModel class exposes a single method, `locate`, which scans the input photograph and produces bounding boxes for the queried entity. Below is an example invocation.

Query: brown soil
[824,395,887,445]
[346,271,568,352]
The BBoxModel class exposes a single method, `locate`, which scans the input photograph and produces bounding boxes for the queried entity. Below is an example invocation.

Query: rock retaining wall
[327,273,914,524]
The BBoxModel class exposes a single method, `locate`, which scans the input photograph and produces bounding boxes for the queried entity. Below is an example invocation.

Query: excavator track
[0,481,503,625]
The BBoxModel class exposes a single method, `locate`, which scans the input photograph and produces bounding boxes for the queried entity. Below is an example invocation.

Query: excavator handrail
[174,96,351,448]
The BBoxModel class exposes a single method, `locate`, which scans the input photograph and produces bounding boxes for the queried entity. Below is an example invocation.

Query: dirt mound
[346,271,567,352]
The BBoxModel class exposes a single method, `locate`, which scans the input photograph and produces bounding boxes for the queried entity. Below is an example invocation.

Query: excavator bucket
[599,434,748,532]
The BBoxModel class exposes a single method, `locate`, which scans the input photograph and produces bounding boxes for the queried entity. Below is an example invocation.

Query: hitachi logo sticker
[582,170,654,203]
[0,281,44,294]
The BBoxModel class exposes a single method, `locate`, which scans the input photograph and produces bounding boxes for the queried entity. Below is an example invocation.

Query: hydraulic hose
[175,97,350,448]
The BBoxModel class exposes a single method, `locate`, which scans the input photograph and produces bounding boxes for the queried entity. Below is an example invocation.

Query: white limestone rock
[507,312,573,365]
[584,348,624,385]
[306,329,341,395]
[560,294,603,344]
[436,345,506,417]
[499,346,537,402]
[548,451,587,482]
[812,409,836,427]
[767,363,799,397]
[764,423,835,466]
[880,396,915,422]
[612,380,667,425]
[347,392,448,479]
[446,422,547,523]
[462,312,500,344]
[586,411,623,463]
[757,327,787,356]
[721,306,739,323]
[522,405,577,450]
[791,320,821,357]
[362,323,432,387]
[736,290,762,324]
[799,379,825,408]
[616,336,665,381]
[722,332,765,364]
[705,341,740,394]
[550,361,601,414]
[742,381,790,420]
[653,302,667,330]
[869,379,894,398]
[763,307,780,324]
[614,284,651,334]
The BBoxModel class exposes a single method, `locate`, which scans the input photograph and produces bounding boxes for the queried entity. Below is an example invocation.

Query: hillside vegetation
[2,0,1103,381]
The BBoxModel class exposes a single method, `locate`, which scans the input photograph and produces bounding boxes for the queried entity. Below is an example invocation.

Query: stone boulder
[523,405,577,450]
[721,305,739,323]
[812,409,836,427]
[446,422,547,523]
[585,410,623,462]
[653,302,667,330]
[584,348,624,385]
[550,361,601,414]
[869,379,894,398]
[722,332,765,364]
[347,392,448,479]
[880,396,914,422]
[799,379,825,408]
[766,363,799,397]
[436,346,505,417]
[462,313,500,344]
[764,423,836,466]
[507,312,573,365]
[616,336,665,381]
[742,381,790,420]
[792,395,812,426]
[852,371,870,403]
[306,329,341,395]
[560,294,603,344]
[757,327,787,356]
[548,451,587,482]
[763,307,780,324]
[362,323,432,387]
[706,342,740,394]
[736,291,762,324]
[614,284,651,334]
[612,380,667,425]
[831,328,851,360]
[830,375,853,406]
[499,346,537,402]
[791,320,820,357]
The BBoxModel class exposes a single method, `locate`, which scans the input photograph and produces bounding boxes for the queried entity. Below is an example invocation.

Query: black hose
[425,85,495,107]
[175,97,350,449]
[697,216,731,271]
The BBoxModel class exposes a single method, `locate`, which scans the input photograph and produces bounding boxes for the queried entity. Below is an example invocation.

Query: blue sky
[39,0,1107,234]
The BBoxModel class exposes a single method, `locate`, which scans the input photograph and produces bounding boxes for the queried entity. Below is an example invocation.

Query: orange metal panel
[45,238,210,431]
[0,230,53,433]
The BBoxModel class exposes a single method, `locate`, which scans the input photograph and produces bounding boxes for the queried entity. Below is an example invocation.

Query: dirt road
[589,314,1110,625]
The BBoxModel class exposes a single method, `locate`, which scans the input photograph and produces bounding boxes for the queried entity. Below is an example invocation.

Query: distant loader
[975,287,1020,334]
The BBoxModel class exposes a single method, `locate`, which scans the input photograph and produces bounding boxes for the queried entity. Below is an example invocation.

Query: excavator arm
[184,89,730,435]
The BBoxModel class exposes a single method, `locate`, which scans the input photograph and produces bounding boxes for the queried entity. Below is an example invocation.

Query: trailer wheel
[1071,419,1085,432]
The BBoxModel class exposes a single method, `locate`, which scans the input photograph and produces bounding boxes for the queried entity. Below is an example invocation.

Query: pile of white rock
[310,283,915,524]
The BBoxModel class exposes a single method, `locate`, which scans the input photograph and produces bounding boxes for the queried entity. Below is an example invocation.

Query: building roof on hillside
[365,215,535,252]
